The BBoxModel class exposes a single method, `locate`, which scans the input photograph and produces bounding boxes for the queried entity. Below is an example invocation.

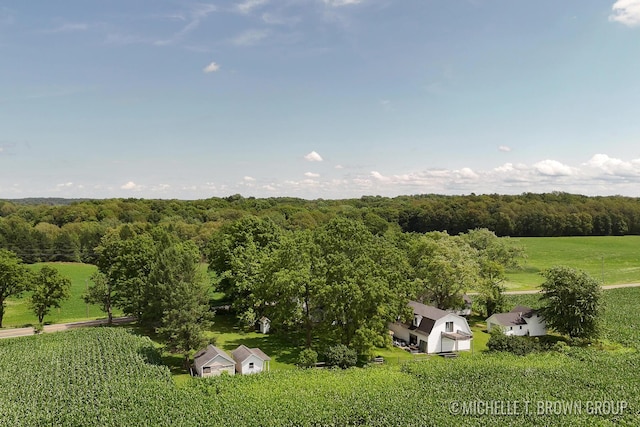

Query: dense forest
[0,192,638,264]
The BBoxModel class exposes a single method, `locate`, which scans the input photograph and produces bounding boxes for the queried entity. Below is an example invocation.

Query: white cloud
[203,62,220,73]
[610,0,640,26]
[533,160,576,176]
[498,145,512,152]
[304,172,320,178]
[121,181,142,190]
[322,0,364,6]
[244,176,256,181]
[56,182,74,188]
[334,164,344,169]
[304,151,323,162]
[237,0,269,14]
[232,29,269,46]
[583,154,640,176]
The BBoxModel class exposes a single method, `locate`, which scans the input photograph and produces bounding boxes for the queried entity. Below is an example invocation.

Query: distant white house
[232,345,271,374]
[486,305,546,337]
[389,301,473,354]
[193,345,236,377]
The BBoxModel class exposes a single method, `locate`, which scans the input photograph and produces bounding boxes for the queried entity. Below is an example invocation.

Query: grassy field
[505,236,640,290]
[2,263,121,327]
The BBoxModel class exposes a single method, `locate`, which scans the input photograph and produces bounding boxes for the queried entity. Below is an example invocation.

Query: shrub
[487,332,539,356]
[324,344,357,369]
[297,349,318,368]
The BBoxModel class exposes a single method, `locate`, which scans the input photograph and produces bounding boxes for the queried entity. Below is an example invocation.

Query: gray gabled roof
[489,306,538,327]
[193,345,234,370]
[231,345,271,363]
[409,301,450,320]
[407,301,451,335]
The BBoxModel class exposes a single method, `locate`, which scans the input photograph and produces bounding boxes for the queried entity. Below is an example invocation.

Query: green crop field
[2,287,640,426]
[505,236,640,290]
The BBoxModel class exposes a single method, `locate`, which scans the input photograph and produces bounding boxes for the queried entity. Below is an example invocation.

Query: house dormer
[413,314,423,327]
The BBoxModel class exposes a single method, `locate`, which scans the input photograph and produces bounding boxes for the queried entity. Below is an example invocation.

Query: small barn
[232,345,271,374]
[193,345,236,377]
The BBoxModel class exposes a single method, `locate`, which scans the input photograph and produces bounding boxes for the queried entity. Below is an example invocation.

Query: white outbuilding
[232,345,271,374]
[486,305,546,337]
[193,345,236,377]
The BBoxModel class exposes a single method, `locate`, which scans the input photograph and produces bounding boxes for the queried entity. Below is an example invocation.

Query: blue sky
[1,0,640,199]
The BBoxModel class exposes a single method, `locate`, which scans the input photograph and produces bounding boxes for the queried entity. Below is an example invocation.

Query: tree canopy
[0,249,31,328]
[30,265,71,325]
[538,266,603,339]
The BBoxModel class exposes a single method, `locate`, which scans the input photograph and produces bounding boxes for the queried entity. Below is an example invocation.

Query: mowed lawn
[505,236,640,291]
[2,262,119,328]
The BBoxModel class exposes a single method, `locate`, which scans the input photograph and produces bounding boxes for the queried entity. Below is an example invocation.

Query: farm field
[1,263,121,328]
[505,236,640,290]
[2,288,639,426]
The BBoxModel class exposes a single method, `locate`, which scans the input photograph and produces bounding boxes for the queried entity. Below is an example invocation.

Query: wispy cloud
[155,3,217,46]
[45,23,88,33]
[322,0,364,7]
[609,0,640,26]
[261,12,301,26]
[237,0,269,14]
[304,151,323,162]
[203,61,221,73]
[232,29,269,46]
[304,172,320,178]
[498,145,512,152]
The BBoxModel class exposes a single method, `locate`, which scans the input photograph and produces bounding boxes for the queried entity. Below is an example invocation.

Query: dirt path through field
[0,316,135,340]
[504,282,640,295]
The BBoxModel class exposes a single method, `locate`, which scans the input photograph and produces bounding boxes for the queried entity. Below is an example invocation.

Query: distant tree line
[1,192,639,264]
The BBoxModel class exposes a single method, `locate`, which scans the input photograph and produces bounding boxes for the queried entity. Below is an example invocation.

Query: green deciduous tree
[409,232,479,310]
[461,228,525,316]
[207,216,282,316]
[0,249,31,328]
[83,272,114,325]
[30,265,71,324]
[539,266,603,339]
[95,226,156,323]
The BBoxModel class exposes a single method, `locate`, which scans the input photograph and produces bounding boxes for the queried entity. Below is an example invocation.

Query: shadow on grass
[214,313,303,366]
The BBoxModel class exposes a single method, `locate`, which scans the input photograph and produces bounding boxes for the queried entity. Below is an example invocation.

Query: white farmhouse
[193,345,236,377]
[389,301,473,354]
[486,305,546,337]
[232,345,271,374]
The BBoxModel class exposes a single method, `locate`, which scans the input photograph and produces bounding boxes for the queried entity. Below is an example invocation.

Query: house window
[249,362,254,369]
[203,367,211,374]
[445,322,453,332]
[519,326,522,330]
